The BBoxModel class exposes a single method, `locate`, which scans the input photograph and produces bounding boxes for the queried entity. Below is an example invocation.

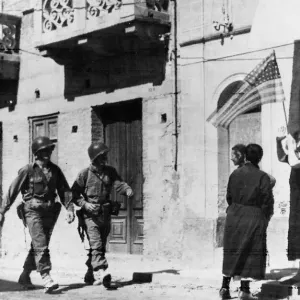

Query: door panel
[102,100,143,254]
[106,122,129,253]
[126,120,143,254]
[32,116,58,165]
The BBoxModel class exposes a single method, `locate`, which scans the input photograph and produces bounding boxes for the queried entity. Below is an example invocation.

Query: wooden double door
[99,100,143,254]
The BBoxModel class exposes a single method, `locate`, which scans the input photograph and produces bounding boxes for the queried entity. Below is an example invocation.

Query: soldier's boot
[93,269,112,287]
[41,272,59,294]
[219,287,231,299]
[84,268,95,285]
[18,270,36,290]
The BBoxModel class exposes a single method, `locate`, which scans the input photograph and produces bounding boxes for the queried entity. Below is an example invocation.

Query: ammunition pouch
[84,201,121,217]
[16,202,26,227]
[102,201,121,217]
[110,201,121,216]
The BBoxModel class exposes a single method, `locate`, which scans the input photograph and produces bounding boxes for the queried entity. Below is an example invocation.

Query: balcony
[0,13,21,80]
[35,0,171,61]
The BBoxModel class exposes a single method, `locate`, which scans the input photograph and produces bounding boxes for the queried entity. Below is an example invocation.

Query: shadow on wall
[0,79,18,111]
[62,41,169,101]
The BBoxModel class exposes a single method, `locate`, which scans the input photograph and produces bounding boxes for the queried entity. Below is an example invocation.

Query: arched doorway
[216,80,262,246]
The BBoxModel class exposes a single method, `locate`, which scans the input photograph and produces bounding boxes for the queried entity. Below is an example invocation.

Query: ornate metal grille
[86,0,122,19]
[42,0,75,32]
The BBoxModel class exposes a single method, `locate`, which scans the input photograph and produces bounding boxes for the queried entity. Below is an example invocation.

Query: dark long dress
[276,137,300,261]
[222,163,274,280]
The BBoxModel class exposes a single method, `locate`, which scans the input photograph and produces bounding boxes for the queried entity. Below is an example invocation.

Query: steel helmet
[88,142,109,161]
[32,136,55,155]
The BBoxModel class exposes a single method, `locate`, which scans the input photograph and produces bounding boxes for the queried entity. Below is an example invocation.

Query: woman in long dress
[220,144,274,300]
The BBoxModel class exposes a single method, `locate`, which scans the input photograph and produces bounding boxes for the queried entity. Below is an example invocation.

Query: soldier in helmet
[71,141,134,286]
[0,136,75,293]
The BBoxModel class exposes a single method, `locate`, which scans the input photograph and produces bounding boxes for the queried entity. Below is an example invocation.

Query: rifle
[76,209,86,243]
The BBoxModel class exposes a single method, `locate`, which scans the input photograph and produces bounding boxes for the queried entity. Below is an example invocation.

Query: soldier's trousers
[84,215,111,271]
[23,200,61,273]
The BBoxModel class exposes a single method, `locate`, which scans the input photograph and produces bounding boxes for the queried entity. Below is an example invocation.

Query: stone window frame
[28,112,60,163]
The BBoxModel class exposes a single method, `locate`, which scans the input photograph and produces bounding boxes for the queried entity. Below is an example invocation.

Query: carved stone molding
[42,0,75,32]
[86,0,122,19]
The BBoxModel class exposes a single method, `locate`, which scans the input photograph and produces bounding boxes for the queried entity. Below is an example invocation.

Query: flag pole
[282,102,288,129]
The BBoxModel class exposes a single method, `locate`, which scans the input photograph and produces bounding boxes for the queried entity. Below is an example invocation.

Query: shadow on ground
[50,283,87,294]
[0,279,43,292]
[110,269,180,289]
[151,269,180,275]
[265,268,298,281]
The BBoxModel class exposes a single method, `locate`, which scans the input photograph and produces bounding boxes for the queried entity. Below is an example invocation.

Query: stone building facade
[0,0,297,270]
[179,0,296,267]
[0,0,186,267]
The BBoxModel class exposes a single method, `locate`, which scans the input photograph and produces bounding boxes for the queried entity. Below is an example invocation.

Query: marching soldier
[0,136,75,293]
[71,142,133,287]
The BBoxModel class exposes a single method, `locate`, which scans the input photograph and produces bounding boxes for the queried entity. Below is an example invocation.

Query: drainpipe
[201,0,207,216]
[171,0,179,171]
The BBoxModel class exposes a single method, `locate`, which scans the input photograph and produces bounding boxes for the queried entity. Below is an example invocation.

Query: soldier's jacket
[0,162,73,214]
[71,164,131,208]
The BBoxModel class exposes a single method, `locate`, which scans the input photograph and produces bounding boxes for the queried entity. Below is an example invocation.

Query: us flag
[207,50,286,128]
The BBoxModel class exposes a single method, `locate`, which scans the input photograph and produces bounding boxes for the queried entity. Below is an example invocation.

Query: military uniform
[0,136,75,293]
[71,142,132,286]
[0,162,73,272]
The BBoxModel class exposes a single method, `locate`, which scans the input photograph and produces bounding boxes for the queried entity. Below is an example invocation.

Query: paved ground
[1,253,300,299]
[0,272,220,300]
